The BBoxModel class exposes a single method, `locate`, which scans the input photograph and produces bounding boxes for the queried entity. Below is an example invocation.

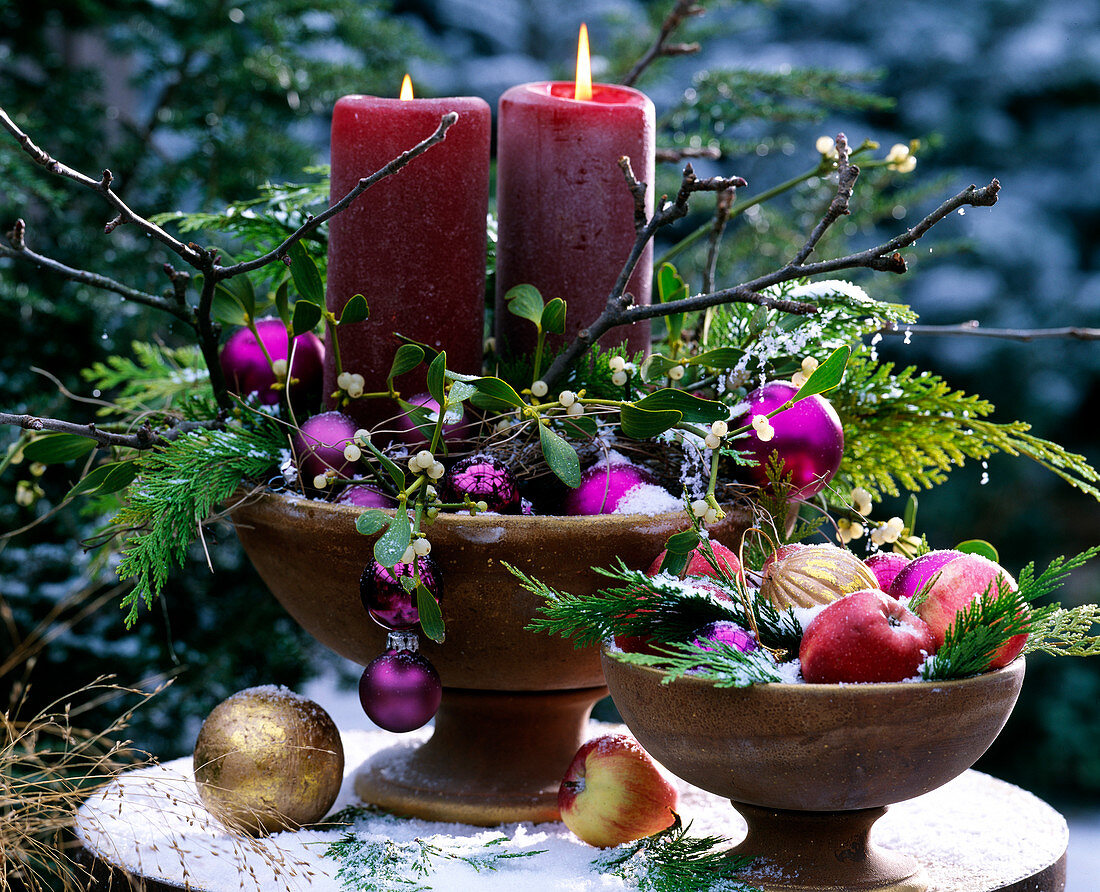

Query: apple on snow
[799,589,937,684]
[558,733,678,847]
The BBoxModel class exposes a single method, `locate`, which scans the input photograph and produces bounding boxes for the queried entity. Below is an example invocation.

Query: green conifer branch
[595,814,758,892]
[833,352,1100,501]
[112,418,287,626]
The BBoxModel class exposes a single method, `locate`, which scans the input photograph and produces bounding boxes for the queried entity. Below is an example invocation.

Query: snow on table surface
[75,722,1067,892]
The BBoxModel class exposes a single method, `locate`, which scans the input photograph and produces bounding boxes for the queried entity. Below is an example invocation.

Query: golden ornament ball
[193,685,344,835]
[760,543,878,609]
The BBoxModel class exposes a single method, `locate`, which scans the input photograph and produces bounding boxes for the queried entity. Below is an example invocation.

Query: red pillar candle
[326,87,490,428]
[495,80,655,360]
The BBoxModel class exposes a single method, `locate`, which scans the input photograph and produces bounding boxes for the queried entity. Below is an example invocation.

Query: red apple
[646,540,743,589]
[616,542,741,655]
[558,733,678,848]
[799,589,937,684]
[865,552,910,592]
[912,553,1027,669]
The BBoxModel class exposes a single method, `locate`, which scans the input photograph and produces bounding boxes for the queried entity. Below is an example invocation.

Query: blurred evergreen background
[2,0,1098,807]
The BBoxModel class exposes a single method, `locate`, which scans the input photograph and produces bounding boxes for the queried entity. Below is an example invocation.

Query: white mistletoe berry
[531,380,549,398]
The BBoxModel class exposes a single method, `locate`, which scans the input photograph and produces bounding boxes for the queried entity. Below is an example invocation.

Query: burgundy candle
[495,37,655,361]
[326,81,490,428]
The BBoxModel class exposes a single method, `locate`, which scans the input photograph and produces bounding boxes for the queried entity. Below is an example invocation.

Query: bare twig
[702,187,736,295]
[656,145,722,164]
[880,322,1100,342]
[0,104,207,268]
[791,133,857,266]
[1,220,194,324]
[217,112,459,279]
[542,163,746,383]
[621,0,704,88]
[0,412,219,450]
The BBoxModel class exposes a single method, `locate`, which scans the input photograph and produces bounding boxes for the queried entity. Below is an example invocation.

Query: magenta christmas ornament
[220,317,324,408]
[732,381,844,498]
[865,552,910,592]
[442,454,520,513]
[292,411,358,484]
[359,640,442,733]
[691,620,757,653]
[564,462,654,515]
[392,392,470,446]
[359,555,442,631]
[336,485,396,509]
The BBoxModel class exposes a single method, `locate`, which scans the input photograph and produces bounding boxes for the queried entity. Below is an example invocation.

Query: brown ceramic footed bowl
[231,490,750,826]
[602,653,1025,892]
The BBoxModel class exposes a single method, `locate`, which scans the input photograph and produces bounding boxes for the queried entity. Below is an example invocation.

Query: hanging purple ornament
[359,555,442,631]
[442,454,520,513]
[292,410,359,484]
[358,637,442,733]
[732,381,844,499]
[564,462,654,515]
[691,620,757,653]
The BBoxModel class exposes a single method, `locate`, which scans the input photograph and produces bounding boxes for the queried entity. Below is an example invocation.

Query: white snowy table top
[76,721,1068,892]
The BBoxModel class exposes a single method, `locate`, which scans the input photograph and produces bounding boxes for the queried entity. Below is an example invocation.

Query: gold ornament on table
[192,686,344,836]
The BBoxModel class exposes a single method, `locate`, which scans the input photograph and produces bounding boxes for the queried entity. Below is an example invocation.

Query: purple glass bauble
[887,549,962,600]
[292,411,358,483]
[733,381,844,498]
[220,318,324,408]
[336,485,396,509]
[691,620,757,653]
[442,454,520,513]
[865,552,910,592]
[564,462,654,515]
[359,555,442,631]
[358,650,442,733]
[392,393,469,446]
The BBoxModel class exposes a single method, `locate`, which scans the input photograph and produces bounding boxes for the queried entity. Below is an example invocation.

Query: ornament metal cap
[386,630,420,652]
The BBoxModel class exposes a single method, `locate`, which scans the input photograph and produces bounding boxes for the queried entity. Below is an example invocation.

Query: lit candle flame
[400,74,414,100]
[574,23,592,101]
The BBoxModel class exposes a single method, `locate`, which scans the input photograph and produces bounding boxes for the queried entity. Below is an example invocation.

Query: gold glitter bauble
[193,686,344,835]
[760,543,878,609]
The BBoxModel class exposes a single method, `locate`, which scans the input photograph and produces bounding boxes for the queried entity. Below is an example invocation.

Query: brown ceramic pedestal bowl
[602,653,1025,892]
[231,491,749,826]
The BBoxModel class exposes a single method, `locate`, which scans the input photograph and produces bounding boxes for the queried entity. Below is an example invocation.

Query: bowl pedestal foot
[354,685,606,826]
[729,803,931,892]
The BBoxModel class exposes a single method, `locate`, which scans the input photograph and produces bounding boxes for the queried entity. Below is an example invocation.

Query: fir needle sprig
[322,832,546,892]
[610,639,782,687]
[514,560,741,648]
[594,813,760,892]
[922,545,1100,680]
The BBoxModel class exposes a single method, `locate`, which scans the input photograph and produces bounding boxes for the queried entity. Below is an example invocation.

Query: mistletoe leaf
[23,433,96,464]
[388,343,425,383]
[374,511,411,568]
[291,299,323,337]
[355,509,392,536]
[65,460,139,500]
[287,240,324,306]
[620,404,683,439]
[539,423,582,488]
[426,351,447,405]
[338,293,370,326]
[542,297,567,335]
[417,584,445,643]
[505,283,545,328]
[634,389,728,425]
[794,345,849,399]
